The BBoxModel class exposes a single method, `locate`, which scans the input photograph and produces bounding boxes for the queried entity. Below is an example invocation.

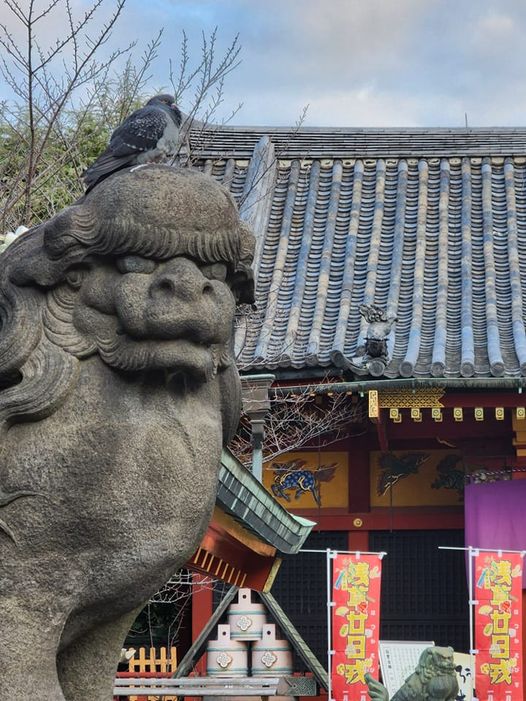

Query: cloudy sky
[115,0,526,127]
[3,0,526,128]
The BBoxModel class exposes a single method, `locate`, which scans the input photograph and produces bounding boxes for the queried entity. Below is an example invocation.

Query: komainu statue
[0,165,254,700]
[365,646,459,701]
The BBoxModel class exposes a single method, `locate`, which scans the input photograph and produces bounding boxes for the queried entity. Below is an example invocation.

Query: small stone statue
[336,304,397,377]
[359,304,397,361]
[365,646,459,701]
[0,165,254,700]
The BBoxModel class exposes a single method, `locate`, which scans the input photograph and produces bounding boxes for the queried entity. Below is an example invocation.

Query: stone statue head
[0,165,255,442]
[417,646,458,701]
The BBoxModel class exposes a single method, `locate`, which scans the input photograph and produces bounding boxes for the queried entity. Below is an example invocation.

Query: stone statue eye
[65,266,88,288]
[116,256,156,274]
[201,263,228,282]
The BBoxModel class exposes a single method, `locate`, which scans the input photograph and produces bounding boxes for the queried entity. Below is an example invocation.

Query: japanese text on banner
[332,553,382,701]
[474,551,523,701]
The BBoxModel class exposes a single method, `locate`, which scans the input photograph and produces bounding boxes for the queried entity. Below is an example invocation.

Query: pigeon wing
[109,106,168,157]
[83,106,168,189]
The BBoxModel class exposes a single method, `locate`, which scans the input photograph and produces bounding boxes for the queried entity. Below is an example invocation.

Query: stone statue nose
[151,270,213,302]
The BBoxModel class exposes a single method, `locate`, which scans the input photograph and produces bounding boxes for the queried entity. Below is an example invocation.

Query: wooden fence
[123,647,178,701]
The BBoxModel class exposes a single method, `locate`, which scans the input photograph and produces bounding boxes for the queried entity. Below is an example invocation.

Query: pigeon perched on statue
[82,94,182,192]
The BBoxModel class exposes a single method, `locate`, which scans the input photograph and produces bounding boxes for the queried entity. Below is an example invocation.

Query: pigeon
[83,94,182,192]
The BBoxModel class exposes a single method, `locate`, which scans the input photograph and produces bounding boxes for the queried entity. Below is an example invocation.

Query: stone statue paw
[365,673,389,701]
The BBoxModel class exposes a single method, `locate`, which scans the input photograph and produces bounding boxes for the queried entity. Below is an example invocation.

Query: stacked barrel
[206,588,293,699]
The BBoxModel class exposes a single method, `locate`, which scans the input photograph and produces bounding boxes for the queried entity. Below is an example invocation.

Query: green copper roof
[217,449,315,555]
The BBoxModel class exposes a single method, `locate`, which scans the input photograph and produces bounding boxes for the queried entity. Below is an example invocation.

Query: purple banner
[465,480,526,587]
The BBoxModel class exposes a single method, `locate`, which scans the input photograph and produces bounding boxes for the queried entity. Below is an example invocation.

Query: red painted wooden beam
[191,574,213,675]
[290,509,464,531]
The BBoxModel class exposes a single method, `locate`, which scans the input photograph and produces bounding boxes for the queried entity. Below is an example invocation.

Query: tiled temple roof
[194,126,526,159]
[193,128,526,379]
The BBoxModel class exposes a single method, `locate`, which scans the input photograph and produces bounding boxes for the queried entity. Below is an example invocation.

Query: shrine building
[187,126,526,669]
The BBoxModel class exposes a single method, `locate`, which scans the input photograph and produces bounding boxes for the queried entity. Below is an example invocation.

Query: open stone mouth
[96,333,229,378]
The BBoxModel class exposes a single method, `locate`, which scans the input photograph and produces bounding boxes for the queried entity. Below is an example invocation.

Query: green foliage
[0,0,242,234]
[0,79,148,232]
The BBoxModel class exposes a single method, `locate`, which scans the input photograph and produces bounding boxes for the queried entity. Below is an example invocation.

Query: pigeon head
[147,93,175,106]
[148,93,182,125]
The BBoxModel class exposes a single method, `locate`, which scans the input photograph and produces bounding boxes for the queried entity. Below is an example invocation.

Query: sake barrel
[206,624,248,677]
[251,623,293,676]
[227,588,267,641]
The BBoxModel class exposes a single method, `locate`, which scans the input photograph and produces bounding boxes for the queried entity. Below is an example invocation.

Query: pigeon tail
[83,151,137,191]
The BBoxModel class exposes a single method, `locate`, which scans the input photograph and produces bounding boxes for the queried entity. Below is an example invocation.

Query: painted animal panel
[431,455,466,500]
[377,452,430,497]
[270,459,338,507]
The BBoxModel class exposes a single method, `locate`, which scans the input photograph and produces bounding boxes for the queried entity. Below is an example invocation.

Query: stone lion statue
[0,165,254,700]
[365,646,459,701]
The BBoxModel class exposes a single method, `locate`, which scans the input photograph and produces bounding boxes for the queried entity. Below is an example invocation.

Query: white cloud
[3,0,526,127]
[474,12,516,38]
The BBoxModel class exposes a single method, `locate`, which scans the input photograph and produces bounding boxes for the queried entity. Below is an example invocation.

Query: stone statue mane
[0,165,255,700]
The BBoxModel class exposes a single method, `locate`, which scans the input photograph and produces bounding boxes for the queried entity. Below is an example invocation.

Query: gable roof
[192,128,526,380]
[175,585,327,690]
[188,450,315,591]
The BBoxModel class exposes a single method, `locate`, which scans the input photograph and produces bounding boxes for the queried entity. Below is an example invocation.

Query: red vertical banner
[332,553,382,701]
[474,551,524,701]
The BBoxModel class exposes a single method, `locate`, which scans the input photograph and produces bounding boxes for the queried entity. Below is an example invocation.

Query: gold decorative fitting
[368,390,379,418]
[495,407,505,420]
[474,407,484,421]
[517,407,526,421]
[353,518,363,528]
[453,407,463,422]
[410,407,422,422]
[379,387,445,409]
[431,407,443,422]
[389,407,402,423]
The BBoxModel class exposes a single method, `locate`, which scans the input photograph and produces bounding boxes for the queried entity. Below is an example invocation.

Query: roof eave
[217,449,316,555]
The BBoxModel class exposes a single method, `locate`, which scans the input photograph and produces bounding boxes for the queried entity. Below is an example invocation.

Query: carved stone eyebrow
[116,255,157,274]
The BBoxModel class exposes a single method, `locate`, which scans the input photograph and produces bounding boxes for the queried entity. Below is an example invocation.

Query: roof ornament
[342,305,397,378]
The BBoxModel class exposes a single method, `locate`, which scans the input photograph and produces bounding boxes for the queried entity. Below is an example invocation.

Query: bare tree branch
[230,388,366,468]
